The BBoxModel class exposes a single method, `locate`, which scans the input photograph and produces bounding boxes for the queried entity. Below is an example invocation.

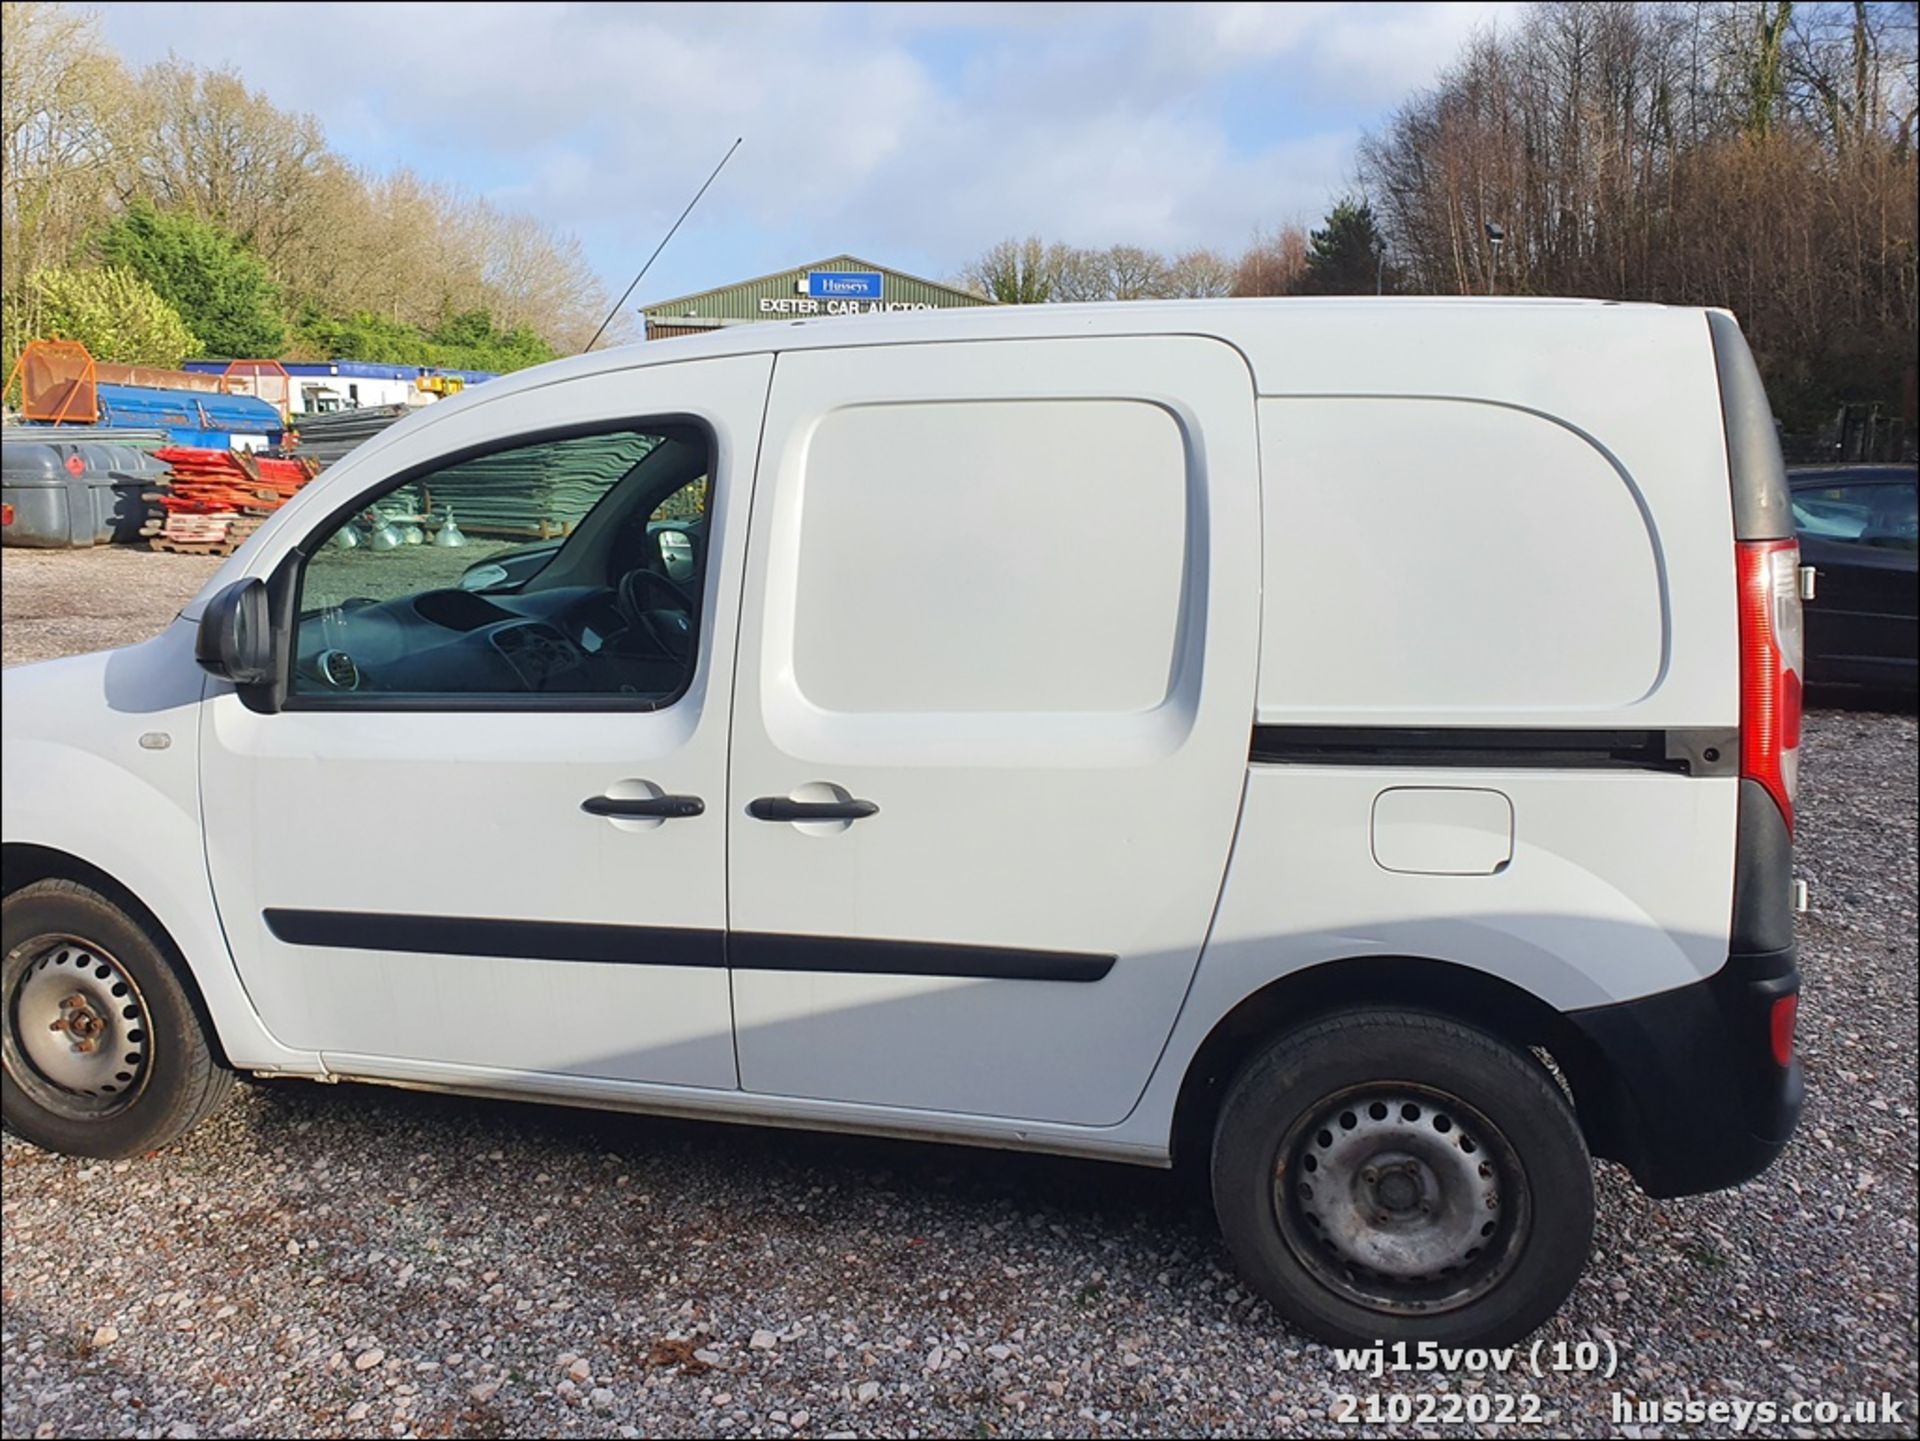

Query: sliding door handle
[582,794,705,819]
[747,796,879,822]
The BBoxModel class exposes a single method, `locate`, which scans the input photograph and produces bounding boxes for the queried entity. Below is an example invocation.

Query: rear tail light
[1737,539,1804,833]
[1,502,12,526]
[1769,993,1798,1066]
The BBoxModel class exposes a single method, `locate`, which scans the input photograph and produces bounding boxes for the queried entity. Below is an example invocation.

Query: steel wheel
[1275,1082,1530,1316]
[3,933,152,1121]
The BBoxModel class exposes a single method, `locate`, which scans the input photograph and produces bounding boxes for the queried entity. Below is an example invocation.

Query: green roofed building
[641,255,991,340]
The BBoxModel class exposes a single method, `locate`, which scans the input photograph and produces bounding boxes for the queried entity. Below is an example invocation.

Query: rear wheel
[1211,1008,1593,1346]
[2,879,233,1158]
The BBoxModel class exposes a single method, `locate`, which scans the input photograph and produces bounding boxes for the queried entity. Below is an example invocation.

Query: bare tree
[3,2,618,359]
[1106,244,1172,299]
[130,61,331,268]
[1048,245,1115,302]
[1166,248,1235,298]
[1,1,138,293]
[963,236,1056,303]
[1358,0,1917,434]
[1231,226,1309,296]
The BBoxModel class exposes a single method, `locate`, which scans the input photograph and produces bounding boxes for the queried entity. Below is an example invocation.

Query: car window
[1792,482,1919,551]
[291,427,713,705]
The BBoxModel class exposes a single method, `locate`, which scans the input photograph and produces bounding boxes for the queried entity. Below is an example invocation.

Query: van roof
[458,295,1701,404]
[196,295,1730,617]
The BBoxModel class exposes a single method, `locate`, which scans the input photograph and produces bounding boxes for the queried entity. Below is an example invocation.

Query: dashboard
[294,582,690,700]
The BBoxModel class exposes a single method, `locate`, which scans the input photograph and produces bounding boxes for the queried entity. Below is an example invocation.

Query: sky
[95,1,1521,310]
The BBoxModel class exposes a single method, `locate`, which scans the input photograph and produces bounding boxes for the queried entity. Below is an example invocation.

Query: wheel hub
[50,993,108,1049]
[1279,1085,1523,1314]
[11,942,149,1103]
[1367,1155,1430,1214]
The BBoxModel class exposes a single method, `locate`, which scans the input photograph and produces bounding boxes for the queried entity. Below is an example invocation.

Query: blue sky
[96,2,1519,309]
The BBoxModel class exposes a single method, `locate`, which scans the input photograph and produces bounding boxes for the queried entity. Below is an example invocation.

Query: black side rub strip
[1250,725,1739,776]
[264,909,725,968]
[263,910,1114,983]
[730,933,1113,983]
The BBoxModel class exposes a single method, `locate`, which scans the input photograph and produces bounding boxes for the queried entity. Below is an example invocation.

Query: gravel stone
[2,548,1915,1438]
[0,547,222,665]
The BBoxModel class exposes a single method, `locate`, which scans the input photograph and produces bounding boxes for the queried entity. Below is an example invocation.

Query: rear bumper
[1566,944,1802,1198]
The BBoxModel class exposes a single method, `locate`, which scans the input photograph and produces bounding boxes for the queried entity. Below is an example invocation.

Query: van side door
[198,356,770,1092]
[726,337,1260,1125]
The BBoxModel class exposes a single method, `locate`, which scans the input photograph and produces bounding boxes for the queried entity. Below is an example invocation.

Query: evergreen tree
[1297,198,1396,296]
[96,202,285,357]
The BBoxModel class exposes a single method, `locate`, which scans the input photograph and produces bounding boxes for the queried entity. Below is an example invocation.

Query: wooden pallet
[149,536,239,556]
[143,512,260,556]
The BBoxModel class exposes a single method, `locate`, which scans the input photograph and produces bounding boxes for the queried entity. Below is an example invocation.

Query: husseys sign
[759,270,938,316]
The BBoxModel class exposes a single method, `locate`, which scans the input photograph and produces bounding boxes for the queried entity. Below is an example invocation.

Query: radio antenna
[584,136,743,352]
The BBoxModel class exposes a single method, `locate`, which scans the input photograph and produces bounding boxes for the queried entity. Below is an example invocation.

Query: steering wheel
[615,567,697,655]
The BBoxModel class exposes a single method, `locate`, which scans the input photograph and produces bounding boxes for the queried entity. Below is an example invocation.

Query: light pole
[1485,221,1504,296]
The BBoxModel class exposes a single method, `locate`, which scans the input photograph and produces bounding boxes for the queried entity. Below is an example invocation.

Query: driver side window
[291,425,713,706]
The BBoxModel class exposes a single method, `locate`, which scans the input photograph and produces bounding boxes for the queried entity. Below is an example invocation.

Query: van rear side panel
[1213,307,1741,1011]
[1245,304,1737,731]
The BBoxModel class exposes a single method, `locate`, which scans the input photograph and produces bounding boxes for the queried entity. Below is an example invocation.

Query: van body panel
[0,625,314,1072]
[1250,311,1735,728]
[726,336,1262,1125]
[178,301,1709,613]
[1259,397,1670,715]
[2,300,1795,1202]
[1192,767,1739,1022]
[193,355,773,1088]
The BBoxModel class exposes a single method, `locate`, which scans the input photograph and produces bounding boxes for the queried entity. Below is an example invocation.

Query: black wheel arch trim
[1564,944,1802,1198]
[1168,948,1799,1201]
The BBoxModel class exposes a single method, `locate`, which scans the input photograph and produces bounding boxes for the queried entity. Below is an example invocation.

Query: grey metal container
[2,442,172,548]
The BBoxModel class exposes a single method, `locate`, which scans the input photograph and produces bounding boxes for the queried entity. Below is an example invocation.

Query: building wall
[290,375,417,414]
[182,361,496,415]
[644,256,989,340]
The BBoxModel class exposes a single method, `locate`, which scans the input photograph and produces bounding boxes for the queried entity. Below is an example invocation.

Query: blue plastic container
[89,383,285,448]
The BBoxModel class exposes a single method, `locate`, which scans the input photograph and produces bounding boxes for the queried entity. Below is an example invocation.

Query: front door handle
[582,794,705,819]
[747,796,879,822]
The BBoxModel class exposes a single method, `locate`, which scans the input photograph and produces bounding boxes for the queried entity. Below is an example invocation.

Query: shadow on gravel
[2,1297,212,1431]
[242,1075,1215,1230]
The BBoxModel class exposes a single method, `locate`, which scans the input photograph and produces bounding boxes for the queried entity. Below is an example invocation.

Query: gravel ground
[2,546,1916,1439]
[0,548,223,666]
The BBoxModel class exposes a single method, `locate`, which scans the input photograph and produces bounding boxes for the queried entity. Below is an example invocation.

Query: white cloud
[94,1,1511,292]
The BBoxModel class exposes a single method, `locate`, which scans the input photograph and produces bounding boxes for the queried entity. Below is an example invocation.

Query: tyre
[1211,1008,1593,1347]
[2,878,234,1158]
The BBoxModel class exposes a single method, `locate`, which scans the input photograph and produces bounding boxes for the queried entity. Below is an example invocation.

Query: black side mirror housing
[194,578,276,686]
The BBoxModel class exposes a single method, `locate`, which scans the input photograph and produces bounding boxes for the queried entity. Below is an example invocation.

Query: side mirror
[657,527,696,583]
[458,562,510,592]
[194,578,276,685]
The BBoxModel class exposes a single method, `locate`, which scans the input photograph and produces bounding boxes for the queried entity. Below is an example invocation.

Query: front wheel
[3,879,234,1158]
[1212,1008,1593,1347]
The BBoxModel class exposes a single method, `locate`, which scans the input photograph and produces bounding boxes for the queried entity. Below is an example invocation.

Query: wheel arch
[1169,954,1631,1171]
[4,842,233,1069]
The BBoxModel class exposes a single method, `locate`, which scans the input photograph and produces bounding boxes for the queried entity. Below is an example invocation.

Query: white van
[1,300,1805,1346]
